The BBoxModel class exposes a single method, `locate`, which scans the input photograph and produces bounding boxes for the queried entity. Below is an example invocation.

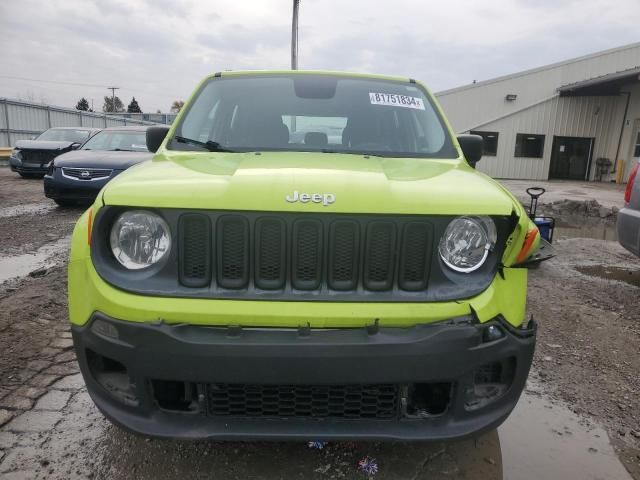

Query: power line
[0,74,184,100]
[0,75,111,89]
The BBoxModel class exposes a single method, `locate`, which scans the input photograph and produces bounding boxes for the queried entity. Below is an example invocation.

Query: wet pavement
[554,219,618,242]
[0,203,56,220]
[501,382,632,480]
[0,236,70,283]
[575,265,640,288]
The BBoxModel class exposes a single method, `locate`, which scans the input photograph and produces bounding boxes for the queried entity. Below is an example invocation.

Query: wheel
[19,173,44,179]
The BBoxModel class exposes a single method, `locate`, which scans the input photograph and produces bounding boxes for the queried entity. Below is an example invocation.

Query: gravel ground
[0,168,639,479]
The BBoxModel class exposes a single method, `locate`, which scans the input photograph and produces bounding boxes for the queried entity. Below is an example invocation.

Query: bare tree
[170,100,185,113]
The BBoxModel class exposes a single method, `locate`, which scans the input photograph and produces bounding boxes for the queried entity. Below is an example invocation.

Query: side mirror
[146,126,170,153]
[457,134,483,168]
[71,143,81,150]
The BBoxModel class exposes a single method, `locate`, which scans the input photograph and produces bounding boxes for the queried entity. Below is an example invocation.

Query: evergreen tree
[127,97,142,113]
[75,97,90,111]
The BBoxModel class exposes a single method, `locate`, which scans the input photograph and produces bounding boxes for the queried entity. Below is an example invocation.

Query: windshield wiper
[109,148,134,152]
[321,148,383,157]
[174,136,235,152]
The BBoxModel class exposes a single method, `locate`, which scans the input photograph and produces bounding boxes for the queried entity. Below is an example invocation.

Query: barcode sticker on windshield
[369,92,425,110]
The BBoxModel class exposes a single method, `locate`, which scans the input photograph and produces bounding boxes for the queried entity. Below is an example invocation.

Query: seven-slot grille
[206,383,399,419]
[62,167,113,180]
[178,213,433,294]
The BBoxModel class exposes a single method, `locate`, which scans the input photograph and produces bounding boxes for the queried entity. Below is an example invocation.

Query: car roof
[48,127,102,131]
[99,126,152,132]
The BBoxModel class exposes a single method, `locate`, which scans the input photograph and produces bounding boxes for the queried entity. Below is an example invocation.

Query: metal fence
[0,98,159,148]
[106,112,177,125]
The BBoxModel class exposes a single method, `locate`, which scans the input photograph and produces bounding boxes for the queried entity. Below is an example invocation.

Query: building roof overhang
[558,66,640,96]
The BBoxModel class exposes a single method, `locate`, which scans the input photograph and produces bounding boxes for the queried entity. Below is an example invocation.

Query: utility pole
[107,86,119,113]
[291,0,300,70]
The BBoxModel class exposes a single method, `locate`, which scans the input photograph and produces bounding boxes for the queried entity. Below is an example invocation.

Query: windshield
[169,74,457,158]
[81,131,149,152]
[37,128,91,143]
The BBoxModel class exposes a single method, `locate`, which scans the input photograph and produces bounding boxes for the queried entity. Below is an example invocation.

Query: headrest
[304,131,328,147]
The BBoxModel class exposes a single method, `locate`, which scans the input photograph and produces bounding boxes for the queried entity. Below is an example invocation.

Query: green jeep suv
[68,71,540,440]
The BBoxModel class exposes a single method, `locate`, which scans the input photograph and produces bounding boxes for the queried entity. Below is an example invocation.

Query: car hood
[54,150,152,169]
[102,151,517,215]
[15,140,76,151]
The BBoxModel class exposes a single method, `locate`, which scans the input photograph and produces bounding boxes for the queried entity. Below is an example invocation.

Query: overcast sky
[0,0,639,113]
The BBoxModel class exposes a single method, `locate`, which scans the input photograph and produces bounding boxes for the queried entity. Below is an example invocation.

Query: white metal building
[436,42,640,182]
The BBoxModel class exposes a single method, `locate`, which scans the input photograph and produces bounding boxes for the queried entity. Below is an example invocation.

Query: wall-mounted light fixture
[505,94,517,101]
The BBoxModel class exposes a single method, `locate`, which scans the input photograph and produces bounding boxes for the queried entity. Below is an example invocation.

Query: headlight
[11,149,21,160]
[438,216,497,273]
[109,210,171,270]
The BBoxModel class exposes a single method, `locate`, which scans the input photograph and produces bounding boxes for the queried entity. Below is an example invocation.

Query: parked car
[68,71,543,441]
[9,127,101,178]
[44,126,154,206]
[617,160,640,256]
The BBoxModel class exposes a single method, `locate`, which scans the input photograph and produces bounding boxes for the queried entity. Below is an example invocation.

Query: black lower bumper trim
[72,313,536,440]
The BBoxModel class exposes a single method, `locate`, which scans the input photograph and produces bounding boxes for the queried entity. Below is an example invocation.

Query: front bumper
[73,312,536,441]
[44,170,112,201]
[9,156,49,175]
[617,206,640,257]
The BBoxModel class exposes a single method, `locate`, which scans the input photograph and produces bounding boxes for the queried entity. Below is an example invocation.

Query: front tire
[54,199,76,207]
[19,173,44,179]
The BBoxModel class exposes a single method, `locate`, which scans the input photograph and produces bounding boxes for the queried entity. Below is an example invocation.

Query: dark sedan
[9,127,101,178]
[44,126,153,206]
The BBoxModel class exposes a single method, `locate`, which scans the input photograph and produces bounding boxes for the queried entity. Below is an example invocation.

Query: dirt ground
[1,167,639,479]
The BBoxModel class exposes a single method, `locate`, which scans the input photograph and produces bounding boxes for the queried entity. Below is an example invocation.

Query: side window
[515,134,545,158]
[470,131,499,156]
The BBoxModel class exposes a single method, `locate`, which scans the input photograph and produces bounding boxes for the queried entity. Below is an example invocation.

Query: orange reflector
[87,208,93,245]
[516,227,539,263]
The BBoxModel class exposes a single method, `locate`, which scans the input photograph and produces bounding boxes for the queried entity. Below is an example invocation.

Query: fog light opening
[151,380,202,413]
[86,349,137,406]
[482,324,505,343]
[91,319,119,339]
[465,358,516,411]
[402,382,452,418]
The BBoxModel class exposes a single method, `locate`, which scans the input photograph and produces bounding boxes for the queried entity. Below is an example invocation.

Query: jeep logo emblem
[286,191,335,206]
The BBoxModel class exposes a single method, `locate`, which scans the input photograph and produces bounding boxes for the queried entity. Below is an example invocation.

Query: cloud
[0,0,638,112]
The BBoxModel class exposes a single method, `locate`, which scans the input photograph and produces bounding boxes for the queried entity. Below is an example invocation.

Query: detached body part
[69,71,541,440]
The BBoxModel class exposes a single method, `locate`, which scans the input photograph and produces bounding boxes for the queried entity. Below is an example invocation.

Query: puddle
[500,384,632,480]
[554,218,618,241]
[575,265,640,288]
[0,236,70,283]
[0,202,56,219]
